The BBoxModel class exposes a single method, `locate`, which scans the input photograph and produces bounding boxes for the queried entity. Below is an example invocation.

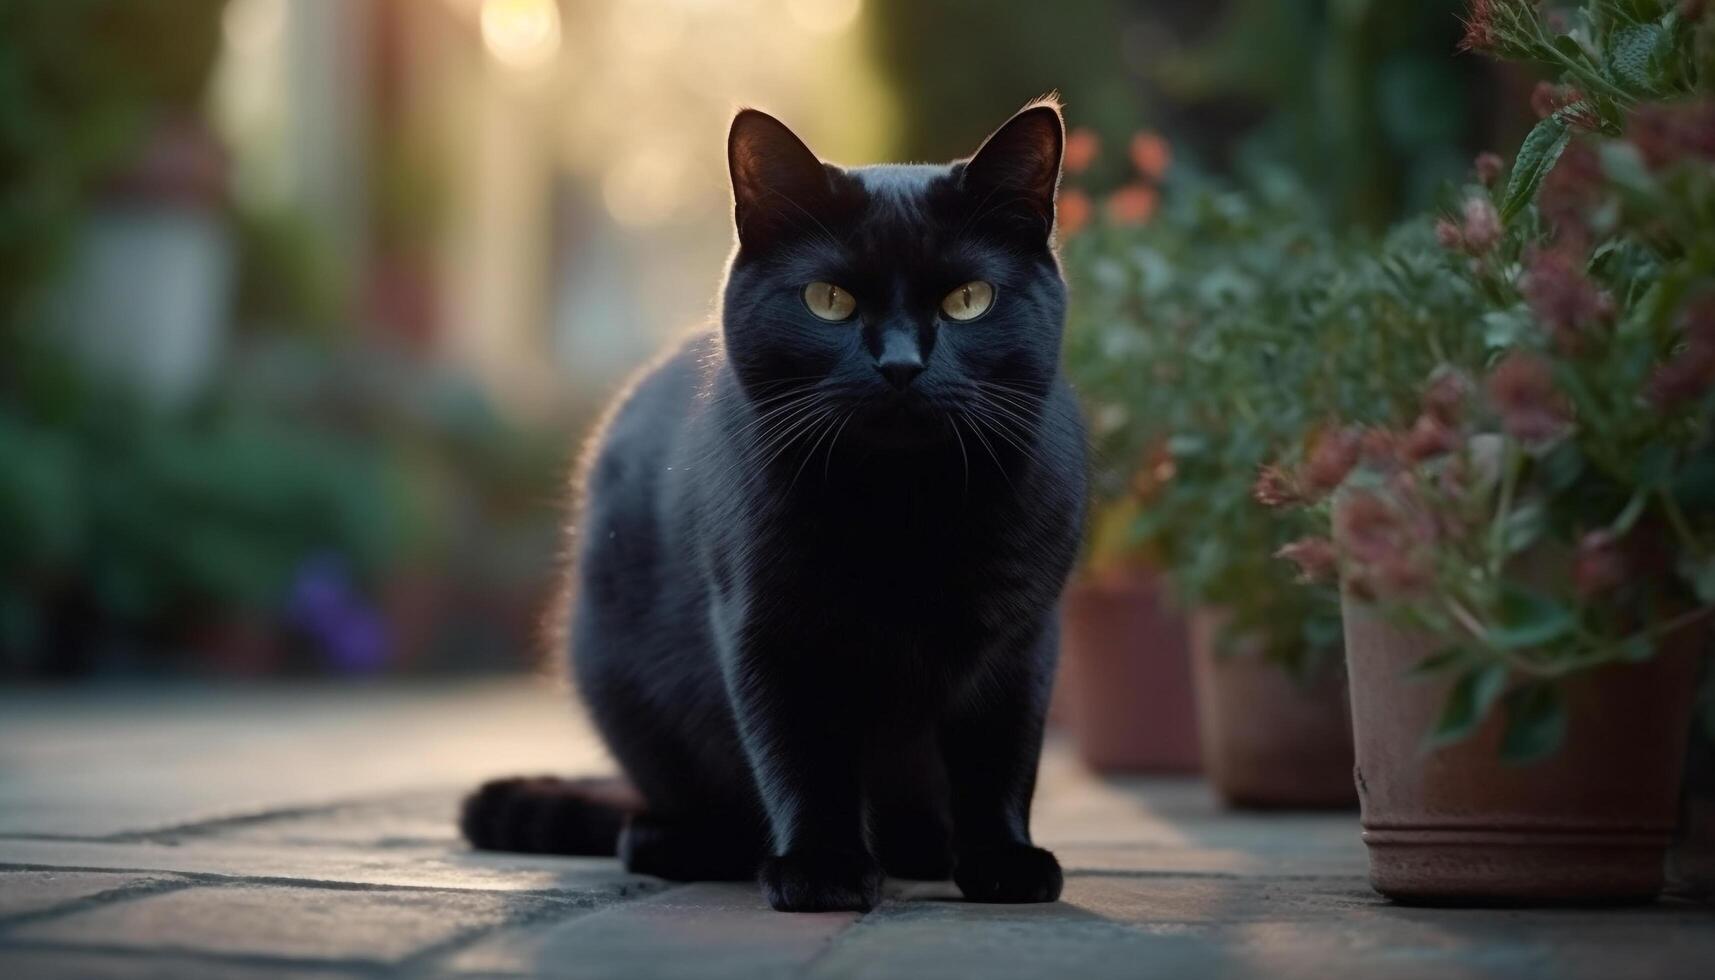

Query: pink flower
[1486,352,1574,446]
[1422,369,1474,425]
[1359,428,1403,469]
[1460,196,1502,253]
[1531,83,1591,124]
[1475,151,1505,186]
[1402,414,1459,463]
[1460,0,1501,52]
[1301,427,1362,496]
[1648,341,1715,409]
[1435,218,1464,251]
[1573,529,1627,597]
[1522,249,1611,351]
[1627,102,1715,170]
[1277,537,1338,584]
[1335,491,1434,599]
[1252,465,1302,508]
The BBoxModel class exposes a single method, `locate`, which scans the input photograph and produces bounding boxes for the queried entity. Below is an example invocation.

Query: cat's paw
[759,849,883,913]
[954,844,1063,903]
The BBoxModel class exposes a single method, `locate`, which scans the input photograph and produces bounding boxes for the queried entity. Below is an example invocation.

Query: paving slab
[443,882,858,979]
[0,872,184,923]
[7,882,531,965]
[0,680,1709,980]
[0,949,362,980]
[0,837,654,896]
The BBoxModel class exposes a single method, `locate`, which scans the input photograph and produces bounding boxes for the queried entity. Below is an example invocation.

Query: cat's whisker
[787,408,845,496]
[948,412,972,497]
[753,398,837,472]
[821,409,856,482]
[964,402,1038,468]
[960,410,1017,491]
[971,392,1042,438]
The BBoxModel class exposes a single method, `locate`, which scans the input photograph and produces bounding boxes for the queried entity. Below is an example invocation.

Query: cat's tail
[459,775,643,855]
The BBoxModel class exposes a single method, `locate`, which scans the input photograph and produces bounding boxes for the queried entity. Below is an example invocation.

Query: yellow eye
[940,280,995,321]
[803,282,857,321]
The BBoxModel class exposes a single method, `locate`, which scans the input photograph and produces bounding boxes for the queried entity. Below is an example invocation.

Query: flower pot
[1190,608,1357,809]
[53,116,233,409]
[1669,705,1715,900]
[1342,596,1705,904]
[1057,569,1200,773]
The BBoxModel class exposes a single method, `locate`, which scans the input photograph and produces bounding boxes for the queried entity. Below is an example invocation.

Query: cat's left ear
[960,100,1065,243]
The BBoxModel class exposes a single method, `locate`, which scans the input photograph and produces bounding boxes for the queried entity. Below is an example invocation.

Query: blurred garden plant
[1060,138,1491,676]
[1264,0,1715,759]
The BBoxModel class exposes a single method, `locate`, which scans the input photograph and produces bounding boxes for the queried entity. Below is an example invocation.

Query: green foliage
[1064,0,1715,751]
[1268,0,1715,758]
[0,0,224,330]
[1152,0,1483,227]
[1062,174,1490,675]
[0,334,401,669]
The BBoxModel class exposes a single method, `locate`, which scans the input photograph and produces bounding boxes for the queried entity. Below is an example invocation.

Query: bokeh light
[480,0,563,72]
[785,0,863,35]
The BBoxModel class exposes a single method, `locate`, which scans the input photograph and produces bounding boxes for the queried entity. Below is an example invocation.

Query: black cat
[462,99,1087,913]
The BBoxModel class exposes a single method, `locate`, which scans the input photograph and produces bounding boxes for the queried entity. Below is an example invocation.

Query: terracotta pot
[1669,703,1715,900]
[1057,569,1200,773]
[1343,596,1704,904]
[1190,609,1357,810]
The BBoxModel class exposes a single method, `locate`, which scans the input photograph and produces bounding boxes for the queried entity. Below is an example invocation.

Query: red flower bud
[1253,465,1303,508]
[1573,529,1627,598]
[1276,537,1338,584]
[1475,151,1505,186]
[1301,427,1362,496]
[1486,352,1574,446]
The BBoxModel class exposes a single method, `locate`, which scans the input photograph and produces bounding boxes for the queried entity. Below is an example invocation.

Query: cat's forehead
[837,163,964,254]
[851,163,951,197]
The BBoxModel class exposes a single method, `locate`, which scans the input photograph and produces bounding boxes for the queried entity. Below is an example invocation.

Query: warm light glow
[785,0,862,35]
[602,147,689,228]
[480,0,563,72]
[221,0,286,57]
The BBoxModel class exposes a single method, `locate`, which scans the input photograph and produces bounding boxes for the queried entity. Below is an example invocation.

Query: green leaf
[1500,683,1569,764]
[1428,663,1510,748]
[1166,433,1208,457]
[1539,442,1586,494]
[1481,308,1532,348]
[1606,23,1667,94]
[1501,116,1572,222]
[1617,634,1655,663]
[1488,585,1576,650]
[1684,555,1715,605]
[1499,502,1548,555]
[1407,646,1467,678]
[1634,443,1675,487]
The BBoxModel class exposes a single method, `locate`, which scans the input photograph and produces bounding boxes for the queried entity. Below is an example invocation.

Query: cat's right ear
[728,109,832,252]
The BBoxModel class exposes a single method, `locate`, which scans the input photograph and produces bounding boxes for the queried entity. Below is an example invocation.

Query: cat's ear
[728,109,832,252]
[960,100,1065,243]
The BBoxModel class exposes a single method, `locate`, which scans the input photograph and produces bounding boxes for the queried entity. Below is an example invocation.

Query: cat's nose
[876,332,924,391]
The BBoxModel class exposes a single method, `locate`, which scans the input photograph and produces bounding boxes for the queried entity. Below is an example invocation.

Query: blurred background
[0,0,1523,680]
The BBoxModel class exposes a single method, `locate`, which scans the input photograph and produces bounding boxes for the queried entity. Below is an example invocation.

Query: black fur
[462,101,1087,913]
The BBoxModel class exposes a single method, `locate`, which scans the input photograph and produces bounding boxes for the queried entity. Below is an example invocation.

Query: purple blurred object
[288,555,392,674]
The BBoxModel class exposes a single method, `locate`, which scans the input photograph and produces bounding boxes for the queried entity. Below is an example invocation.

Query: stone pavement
[1,680,1710,979]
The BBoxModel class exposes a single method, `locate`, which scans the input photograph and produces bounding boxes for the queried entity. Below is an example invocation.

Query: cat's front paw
[760,849,883,913]
[954,844,1063,903]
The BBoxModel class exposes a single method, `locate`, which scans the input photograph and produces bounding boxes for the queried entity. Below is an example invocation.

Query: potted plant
[1265,0,1715,902]
[1049,130,1201,773]
[1061,159,1406,804]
